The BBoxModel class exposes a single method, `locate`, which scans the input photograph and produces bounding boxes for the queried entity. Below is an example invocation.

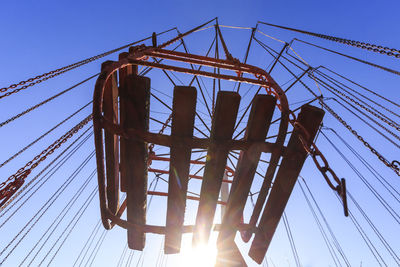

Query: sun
[177,241,218,267]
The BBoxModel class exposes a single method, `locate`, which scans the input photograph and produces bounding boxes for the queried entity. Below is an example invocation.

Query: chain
[296,77,400,177]
[148,114,172,158]
[0,28,178,99]
[293,118,349,216]
[312,74,400,144]
[0,114,93,207]
[0,101,92,169]
[321,99,400,176]
[0,74,98,128]
[313,70,400,130]
[254,72,348,215]
[308,33,400,58]
[258,22,400,58]
[1,56,106,99]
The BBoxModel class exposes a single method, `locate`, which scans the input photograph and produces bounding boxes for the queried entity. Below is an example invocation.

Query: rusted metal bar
[193,91,240,246]
[148,168,233,184]
[165,86,197,254]
[268,42,289,74]
[284,66,312,93]
[127,59,271,88]
[107,211,258,235]
[120,74,150,250]
[248,104,324,263]
[147,191,227,205]
[217,95,276,249]
[215,22,233,61]
[236,26,257,93]
[101,117,283,154]
[148,49,253,73]
[102,61,120,214]
[118,52,137,192]
[159,17,217,49]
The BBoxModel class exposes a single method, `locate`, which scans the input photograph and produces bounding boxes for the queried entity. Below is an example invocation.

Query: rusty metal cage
[93,42,325,266]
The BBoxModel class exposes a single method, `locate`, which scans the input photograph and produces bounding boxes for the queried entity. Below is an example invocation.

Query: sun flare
[178,242,218,267]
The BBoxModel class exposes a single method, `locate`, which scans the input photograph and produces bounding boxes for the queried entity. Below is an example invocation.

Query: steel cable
[0,150,95,265]
[321,131,400,224]
[0,126,93,217]
[0,73,97,128]
[0,28,177,99]
[20,169,96,266]
[258,21,400,57]
[0,100,92,169]
[298,180,342,267]
[44,186,99,266]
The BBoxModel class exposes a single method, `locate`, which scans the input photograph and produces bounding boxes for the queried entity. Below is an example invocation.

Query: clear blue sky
[1,0,400,266]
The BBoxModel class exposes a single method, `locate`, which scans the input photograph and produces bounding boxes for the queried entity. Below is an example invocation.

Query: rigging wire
[321,130,400,224]
[0,28,177,99]
[0,113,93,209]
[74,221,103,267]
[19,169,96,266]
[324,127,400,202]
[313,75,400,140]
[2,18,400,266]
[0,100,92,169]
[347,192,400,265]
[0,126,93,217]
[299,177,351,266]
[318,81,400,149]
[313,70,400,127]
[258,21,400,58]
[297,180,342,267]
[318,66,400,110]
[0,150,95,265]
[116,244,128,267]
[253,35,400,175]
[292,38,400,76]
[85,229,108,267]
[45,185,99,266]
[282,212,301,267]
[0,73,98,128]
[125,250,135,267]
[301,178,387,266]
